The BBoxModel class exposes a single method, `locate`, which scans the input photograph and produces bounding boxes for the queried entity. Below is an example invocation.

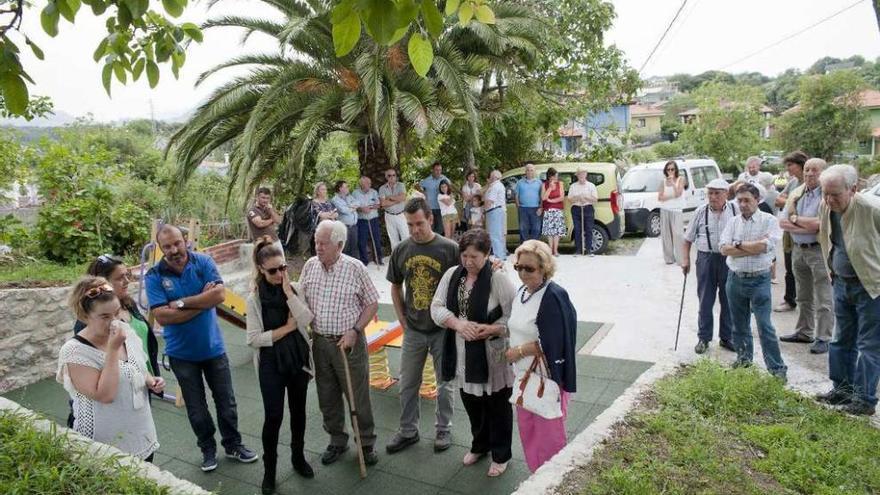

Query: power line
[639,0,689,75]
[650,0,703,73]
[719,0,867,71]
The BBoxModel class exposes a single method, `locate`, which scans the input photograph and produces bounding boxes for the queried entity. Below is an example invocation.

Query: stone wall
[0,286,74,393]
[0,241,256,394]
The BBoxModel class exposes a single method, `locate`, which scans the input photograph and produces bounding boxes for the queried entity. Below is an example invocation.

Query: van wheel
[591,225,609,254]
[647,211,661,237]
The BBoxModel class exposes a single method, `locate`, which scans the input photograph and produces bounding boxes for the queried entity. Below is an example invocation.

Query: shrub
[0,215,30,250]
[652,141,684,159]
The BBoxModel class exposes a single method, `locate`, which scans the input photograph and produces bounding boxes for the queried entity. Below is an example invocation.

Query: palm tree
[167,0,543,194]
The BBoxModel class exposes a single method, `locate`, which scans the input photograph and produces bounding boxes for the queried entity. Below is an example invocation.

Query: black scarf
[441,262,502,383]
[259,279,309,376]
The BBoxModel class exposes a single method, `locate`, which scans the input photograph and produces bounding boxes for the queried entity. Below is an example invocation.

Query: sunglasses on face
[264,264,288,275]
[514,264,538,274]
[85,284,115,299]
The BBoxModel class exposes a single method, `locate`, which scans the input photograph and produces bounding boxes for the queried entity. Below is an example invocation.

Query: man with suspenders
[681,179,739,354]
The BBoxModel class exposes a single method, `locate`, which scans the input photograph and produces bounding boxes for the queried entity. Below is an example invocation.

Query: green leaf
[93,38,108,62]
[474,4,494,24]
[362,0,399,45]
[40,4,60,37]
[458,3,473,26]
[332,12,361,57]
[124,0,147,18]
[57,0,80,23]
[146,60,159,87]
[101,63,112,95]
[389,26,408,45]
[331,0,354,24]
[87,0,108,15]
[422,0,444,38]
[162,0,184,17]
[117,2,132,27]
[132,58,145,80]
[407,33,433,77]
[181,22,203,43]
[113,61,127,84]
[25,39,45,61]
[0,73,29,115]
[444,0,459,16]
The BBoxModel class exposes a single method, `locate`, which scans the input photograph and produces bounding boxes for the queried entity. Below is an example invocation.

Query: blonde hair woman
[505,240,578,472]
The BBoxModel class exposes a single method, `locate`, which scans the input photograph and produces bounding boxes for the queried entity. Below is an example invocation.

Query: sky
[9,0,880,122]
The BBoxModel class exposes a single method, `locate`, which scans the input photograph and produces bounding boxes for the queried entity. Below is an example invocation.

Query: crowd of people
[674,154,880,420]
[53,154,879,493]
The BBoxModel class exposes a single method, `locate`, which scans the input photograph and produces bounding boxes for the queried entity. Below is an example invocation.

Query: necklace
[520,281,547,304]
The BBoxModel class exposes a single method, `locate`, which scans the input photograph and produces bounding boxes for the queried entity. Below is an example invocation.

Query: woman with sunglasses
[505,240,577,472]
[430,228,516,477]
[57,277,165,461]
[658,160,685,264]
[246,236,315,494]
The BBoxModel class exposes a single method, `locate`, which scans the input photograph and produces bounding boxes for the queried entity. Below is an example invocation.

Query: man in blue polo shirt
[515,162,543,242]
[145,225,257,472]
[417,161,451,234]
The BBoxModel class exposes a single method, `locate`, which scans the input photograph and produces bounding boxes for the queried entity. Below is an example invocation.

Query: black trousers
[460,387,513,463]
[258,349,310,467]
[784,249,797,307]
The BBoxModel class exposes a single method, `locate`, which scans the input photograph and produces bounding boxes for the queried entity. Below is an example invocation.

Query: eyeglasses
[513,264,538,274]
[264,264,288,275]
[85,284,115,299]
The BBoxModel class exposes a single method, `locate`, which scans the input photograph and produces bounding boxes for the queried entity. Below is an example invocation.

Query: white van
[621,159,723,237]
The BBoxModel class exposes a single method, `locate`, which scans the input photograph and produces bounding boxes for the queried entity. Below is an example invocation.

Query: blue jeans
[486,207,507,260]
[571,205,594,255]
[725,272,787,375]
[357,217,383,265]
[696,252,733,343]
[170,354,243,455]
[830,277,880,406]
[518,206,541,242]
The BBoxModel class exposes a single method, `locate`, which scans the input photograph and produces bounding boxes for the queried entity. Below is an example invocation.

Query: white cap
[706,178,730,190]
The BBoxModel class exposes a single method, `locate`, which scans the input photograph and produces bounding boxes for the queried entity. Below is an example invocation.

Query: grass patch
[0,409,168,494]
[0,258,87,288]
[603,235,645,256]
[559,360,880,495]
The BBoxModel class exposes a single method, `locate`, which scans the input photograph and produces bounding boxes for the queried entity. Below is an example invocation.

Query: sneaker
[815,388,853,406]
[732,359,753,369]
[385,432,419,454]
[841,400,876,416]
[809,340,829,354]
[779,332,814,343]
[434,431,451,452]
[201,452,218,472]
[225,445,259,463]
[589,253,595,257]
[320,445,349,465]
[773,302,795,312]
[362,447,379,466]
[719,340,736,352]
[694,340,709,354]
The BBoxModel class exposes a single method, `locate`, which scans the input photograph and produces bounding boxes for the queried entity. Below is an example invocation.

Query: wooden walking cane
[580,204,586,255]
[674,272,687,351]
[339,346,368,479]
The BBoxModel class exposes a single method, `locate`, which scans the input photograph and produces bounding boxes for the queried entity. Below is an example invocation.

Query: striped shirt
[300,254,379,336]
[791,185,821,245]
[684,201,737,253]
[720,210,782,274]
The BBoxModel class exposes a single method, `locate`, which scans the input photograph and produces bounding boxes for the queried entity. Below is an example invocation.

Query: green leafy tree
[775,70,869,161]
[765,68,802,112]
[0,0,201,116]
[679,82,766,172]
[168,0,543,192]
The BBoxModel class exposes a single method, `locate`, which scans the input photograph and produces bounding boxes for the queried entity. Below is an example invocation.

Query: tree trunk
[357,135,394,188]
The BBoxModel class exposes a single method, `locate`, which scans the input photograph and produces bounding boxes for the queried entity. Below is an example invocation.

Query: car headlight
[624,199,643,209]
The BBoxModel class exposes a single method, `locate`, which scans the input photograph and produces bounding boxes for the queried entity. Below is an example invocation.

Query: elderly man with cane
[681,178,738,354]
[299,220,380,468]
[568,166,598,256]
[814,165,880,416]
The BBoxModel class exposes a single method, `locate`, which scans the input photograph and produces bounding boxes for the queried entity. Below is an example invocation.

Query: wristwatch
[174,300,185,309]
[734,240,743,249]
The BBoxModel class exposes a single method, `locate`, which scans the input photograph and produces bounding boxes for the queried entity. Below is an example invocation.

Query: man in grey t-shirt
[385,197,459,454]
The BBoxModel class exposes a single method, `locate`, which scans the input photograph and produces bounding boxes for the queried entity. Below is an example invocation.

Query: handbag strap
[515,355,547,406]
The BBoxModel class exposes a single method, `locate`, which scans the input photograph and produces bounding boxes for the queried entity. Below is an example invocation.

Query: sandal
[462,452,485,466]
[487,461,508,477]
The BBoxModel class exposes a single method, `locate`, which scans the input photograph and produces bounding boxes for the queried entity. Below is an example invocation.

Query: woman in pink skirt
[506,240,578,472]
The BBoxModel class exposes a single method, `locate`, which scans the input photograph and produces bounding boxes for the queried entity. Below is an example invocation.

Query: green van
[501,162,625,254]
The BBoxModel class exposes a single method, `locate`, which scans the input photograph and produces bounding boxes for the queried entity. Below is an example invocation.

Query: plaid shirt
[300,254,379,336]
[720,210,782,274]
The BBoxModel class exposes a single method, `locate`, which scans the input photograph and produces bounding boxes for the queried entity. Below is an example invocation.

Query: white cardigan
[246,281,315,376]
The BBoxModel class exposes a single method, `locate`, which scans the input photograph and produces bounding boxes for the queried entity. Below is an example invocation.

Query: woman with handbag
[506,239,578,472]
[430,228,516,477]
[246,236,316,494]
